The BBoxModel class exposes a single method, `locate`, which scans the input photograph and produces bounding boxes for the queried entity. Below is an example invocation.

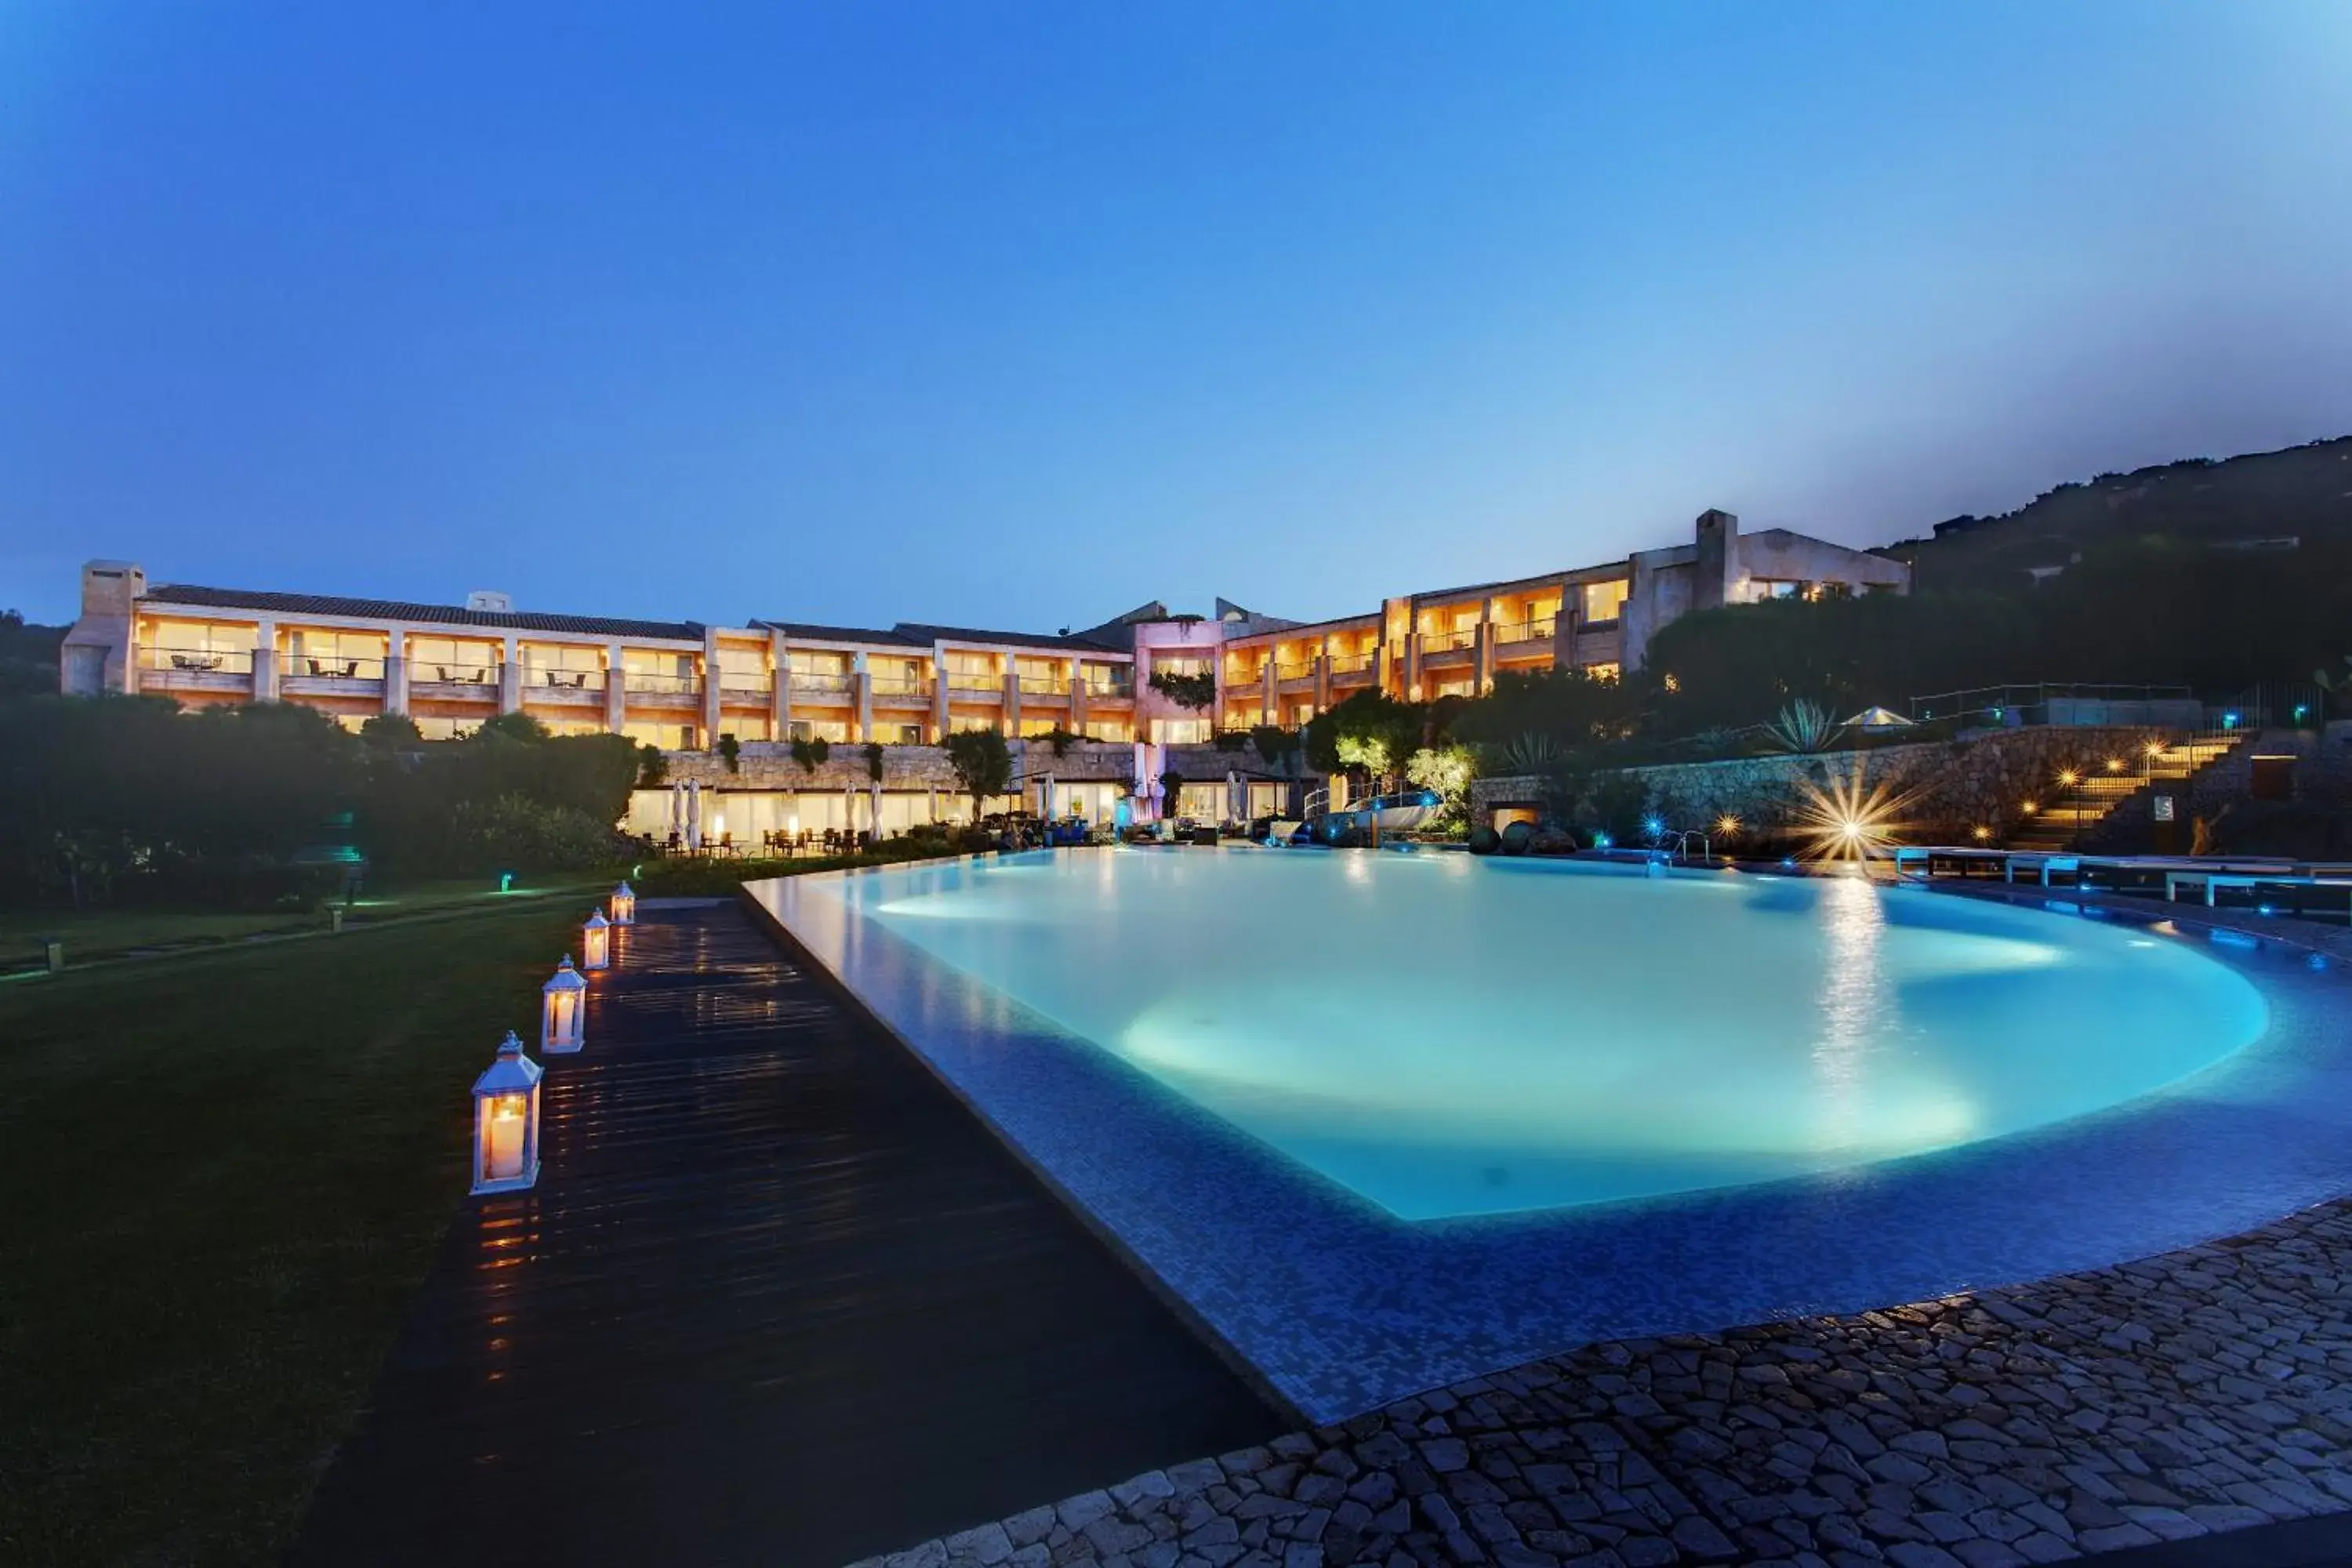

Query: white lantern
[581,909,612,971]
[470,1030,544,1196]
[609,880,636,927]
[542,954,587,1054]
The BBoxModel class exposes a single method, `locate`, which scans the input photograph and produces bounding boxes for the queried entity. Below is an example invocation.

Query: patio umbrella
[843,779,855,842]
[668,782,683,839]
[684,779,702,850]
[869,777,884,842]
[1042,771,1056,821]
[1228,769,1243,824]
[927,785,938,827]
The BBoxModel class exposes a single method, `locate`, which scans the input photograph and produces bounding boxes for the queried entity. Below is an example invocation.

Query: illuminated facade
[59,510,1907,763]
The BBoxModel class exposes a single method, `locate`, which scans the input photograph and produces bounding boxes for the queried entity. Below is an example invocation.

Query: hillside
[1875,435,2352,594]
[1,613,66,698]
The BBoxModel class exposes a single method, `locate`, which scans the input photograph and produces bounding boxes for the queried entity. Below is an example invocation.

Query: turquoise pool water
[837,849,2270,1221]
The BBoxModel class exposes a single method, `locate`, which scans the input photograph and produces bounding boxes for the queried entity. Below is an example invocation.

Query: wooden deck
[296,902,1280,1566]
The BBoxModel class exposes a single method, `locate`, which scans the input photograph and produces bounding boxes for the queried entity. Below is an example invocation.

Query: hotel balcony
[1492,615,1557,648]
[1418,626,1476,668]
[789,672,854,704]
[1276,660,1316,693]
[136,645,254,695]
[1018,677,1070,706]
[717,676,774,706]
[526,668,606,708]
[622,673,702,710]
[868,673,931,707]
[947,675,1004,700]
[1327,651,1377,686]
[281,655,388,699]
[1081,676,1135,702]
[411,660,503,700]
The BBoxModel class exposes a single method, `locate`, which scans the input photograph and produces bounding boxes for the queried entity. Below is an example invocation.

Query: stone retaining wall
[1471,726,2165,837]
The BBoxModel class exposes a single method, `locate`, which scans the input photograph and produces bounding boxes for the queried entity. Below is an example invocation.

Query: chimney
[1692,510,1738,612]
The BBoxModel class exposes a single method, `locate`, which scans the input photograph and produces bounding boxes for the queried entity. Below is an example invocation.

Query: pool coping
[742,848,2352,1425]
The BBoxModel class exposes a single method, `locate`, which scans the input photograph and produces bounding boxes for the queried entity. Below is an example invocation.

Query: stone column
[1474,621,1496,696]
[700,629,722,746]
[1261,659,1276,728]
[930,653,949,742]
[1402,631,1422,701]
[252,617,278,702]
[775,635,795,739]
[383,625,411,717]
[852,656,873,744]
[499,635,522,714]
[1313,652,1330,715]
[1002,670,1022,737]
[1551,595,1578,673]
[1070,671,1089,736]
[604,642,626,735]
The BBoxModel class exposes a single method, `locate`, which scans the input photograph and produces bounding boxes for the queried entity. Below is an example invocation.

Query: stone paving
[860,1199,2352,1568]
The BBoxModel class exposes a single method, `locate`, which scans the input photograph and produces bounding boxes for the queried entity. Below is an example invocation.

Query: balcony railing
[416,661,500,687]
[1328,652,1376,676]
[717,677,774,701]
[1420,627,1476,653]
[1082,674,1137,699]
[622,671,701,695]
[138,645,253,677]
[867,674,929,697]
[948,675,1003,695]
[1017,675,1064,695]
[1493,617,1558,646]
[530,668,605,691]
[789,671,851,694]
[1276,660,1316,681]
[288,655,387,681]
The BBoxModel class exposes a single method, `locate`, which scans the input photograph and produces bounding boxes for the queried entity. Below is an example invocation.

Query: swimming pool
[749,849,2352,1420]
[847,851,2267,1220]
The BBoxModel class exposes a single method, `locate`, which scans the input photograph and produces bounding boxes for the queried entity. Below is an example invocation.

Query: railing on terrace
[289,655,387,681]
[1493,617,1558,646]
[1328,652,1377,675]
[417,661,499,687]
[531,668,606,691]
[2206,681,2328,731]
[1082,676,1137,699]
[1420,627,1476,653]
[717,678,774,699]
[948,675,1004,694]
[867,674,928,696]
[139,645,254,676]
[623,672,702,695]
[1910,682,2195,727]
[789,671,851,694]
[1276,660,1316,681]
[1017,675,1064,695]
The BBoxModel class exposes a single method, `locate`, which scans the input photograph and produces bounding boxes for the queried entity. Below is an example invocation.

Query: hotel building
[59,509,1907,832]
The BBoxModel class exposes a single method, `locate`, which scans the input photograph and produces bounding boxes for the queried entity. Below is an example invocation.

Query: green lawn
[0,875,608,973]
[0,901,583,1565]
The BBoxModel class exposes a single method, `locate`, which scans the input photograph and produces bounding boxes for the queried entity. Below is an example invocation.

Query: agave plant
[1759,698,1844,755]
[1483,731,1564,775]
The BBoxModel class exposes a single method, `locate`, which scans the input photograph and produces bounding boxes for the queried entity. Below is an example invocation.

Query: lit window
[1580,580,1629,624]
[1583,662,1621,683]
[1152,718,1210,745]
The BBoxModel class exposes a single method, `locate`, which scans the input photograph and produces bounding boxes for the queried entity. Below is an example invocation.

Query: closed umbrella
[869,777,884,843]
[1042,770,1056,822]
[684,779,702,850]
[1228,769,1243,824]
[668,782,684,842]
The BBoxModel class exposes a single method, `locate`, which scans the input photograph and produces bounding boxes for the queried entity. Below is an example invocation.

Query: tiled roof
[892,622,1126,654]
[751,620,929,648]
[143,584,705,642]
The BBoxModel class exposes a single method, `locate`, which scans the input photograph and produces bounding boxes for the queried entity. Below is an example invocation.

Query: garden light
[542,955,586,1054]
[608,880,636,927]
[470,1031,543,1196]
[581,910,612,971]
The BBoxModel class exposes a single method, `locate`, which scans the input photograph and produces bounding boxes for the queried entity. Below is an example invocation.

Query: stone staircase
[2003,731,2249,851]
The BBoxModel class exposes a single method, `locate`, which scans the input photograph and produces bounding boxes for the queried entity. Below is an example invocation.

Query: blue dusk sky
[5,2,2350,630]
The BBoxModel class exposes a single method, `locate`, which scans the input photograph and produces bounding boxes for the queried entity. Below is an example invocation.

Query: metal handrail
[139,644,254,675]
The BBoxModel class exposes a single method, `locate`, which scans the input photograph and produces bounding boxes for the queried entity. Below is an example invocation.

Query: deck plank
[296,902,1281,1566]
